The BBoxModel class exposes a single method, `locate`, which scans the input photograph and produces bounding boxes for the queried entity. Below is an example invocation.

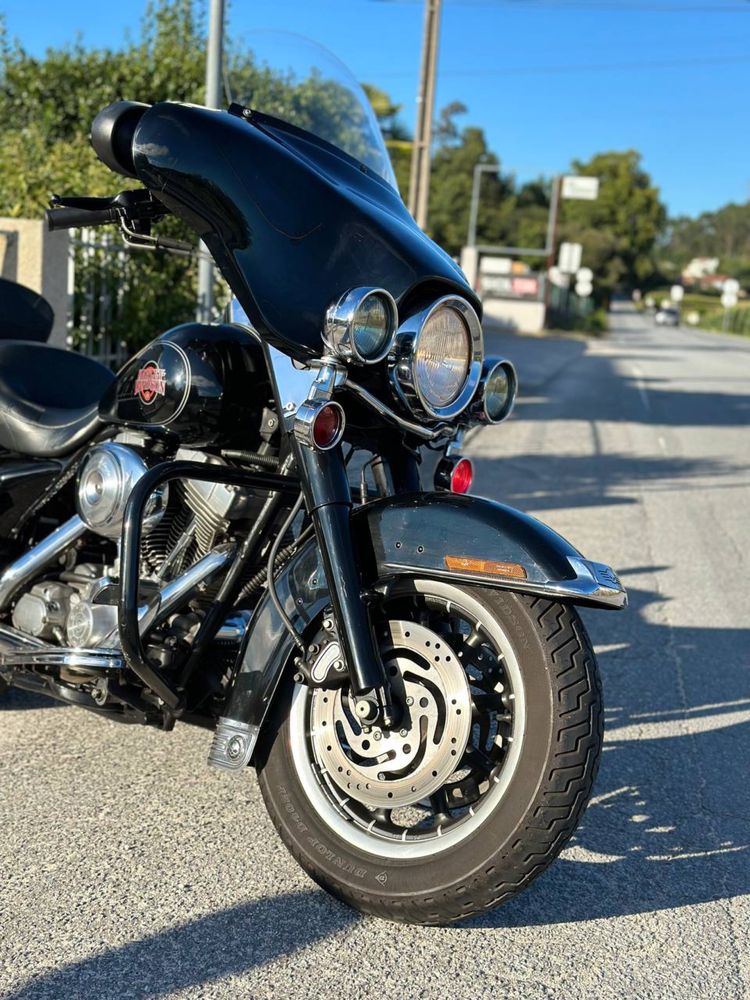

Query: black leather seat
[0,342,115,458]
[0,278,54,342]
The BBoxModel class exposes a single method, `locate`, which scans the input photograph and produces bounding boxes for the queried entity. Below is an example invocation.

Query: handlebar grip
[45,205,119,231]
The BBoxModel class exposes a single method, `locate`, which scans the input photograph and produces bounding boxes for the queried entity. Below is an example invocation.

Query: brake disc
[309,620,472,809]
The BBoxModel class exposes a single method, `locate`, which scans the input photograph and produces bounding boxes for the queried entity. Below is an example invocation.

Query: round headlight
[415,305,471,409]
[391,295,483,421]
[471,358,518,423]
[325,287,397,364]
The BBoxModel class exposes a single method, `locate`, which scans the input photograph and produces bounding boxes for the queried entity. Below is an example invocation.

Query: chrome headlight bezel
[324,286,398,365]
[390,295,483,422]
[468,357,518,424]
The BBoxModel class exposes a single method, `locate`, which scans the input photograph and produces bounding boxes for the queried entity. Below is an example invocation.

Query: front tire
[256,583,602,925]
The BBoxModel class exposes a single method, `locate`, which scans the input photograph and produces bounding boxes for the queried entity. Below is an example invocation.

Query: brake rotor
[309,620,472,809]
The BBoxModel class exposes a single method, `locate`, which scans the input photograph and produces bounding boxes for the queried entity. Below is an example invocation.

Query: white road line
[630,363,651,412]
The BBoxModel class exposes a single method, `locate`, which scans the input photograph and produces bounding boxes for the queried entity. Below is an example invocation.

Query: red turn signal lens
[435,456,474,493]
[450,458,473,494]
[312,402,345,450]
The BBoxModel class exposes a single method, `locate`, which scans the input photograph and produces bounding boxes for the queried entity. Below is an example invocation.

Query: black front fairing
[131,102,479,360]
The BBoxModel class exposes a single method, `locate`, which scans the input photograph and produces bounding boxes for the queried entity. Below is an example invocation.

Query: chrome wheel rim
[289,580,526,860]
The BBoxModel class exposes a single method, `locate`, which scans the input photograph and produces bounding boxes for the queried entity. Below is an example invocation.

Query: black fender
[209,492,625,771]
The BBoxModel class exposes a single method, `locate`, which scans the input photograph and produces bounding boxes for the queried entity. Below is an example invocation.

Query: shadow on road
[0,689,61,711]
[6,890,359,999]
[509,347,750,428]
[472,451,738,513]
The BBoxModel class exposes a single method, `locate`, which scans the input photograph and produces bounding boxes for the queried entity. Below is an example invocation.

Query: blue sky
[2,0,749,216]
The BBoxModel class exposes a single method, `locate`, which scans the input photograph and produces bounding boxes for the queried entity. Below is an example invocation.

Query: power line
[373,52,750,77]
[375,1,750,10]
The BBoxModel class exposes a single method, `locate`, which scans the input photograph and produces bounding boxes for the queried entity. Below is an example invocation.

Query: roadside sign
[548,266,569,288]
[479,275,513,298]
[561,176,600,201]
[575,279,593,298]
[721,291,738,309]
[576,267,593,283]
[480,256,513,276]
[723,278,740,295]
[686,311,700,326]
[671,285,685,303]
[511,275,540,297]
[559,242,582,275]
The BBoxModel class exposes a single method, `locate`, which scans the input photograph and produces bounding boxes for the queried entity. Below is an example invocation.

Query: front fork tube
[292,439,395,726]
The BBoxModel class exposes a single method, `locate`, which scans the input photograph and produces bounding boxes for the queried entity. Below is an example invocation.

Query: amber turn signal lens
[445,555,527,579]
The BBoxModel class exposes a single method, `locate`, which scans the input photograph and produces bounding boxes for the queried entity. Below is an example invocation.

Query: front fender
[209,492,625,771]
[353,492,626,610]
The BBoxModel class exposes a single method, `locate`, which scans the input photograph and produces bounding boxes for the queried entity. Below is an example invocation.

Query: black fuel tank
[99,322,267,445]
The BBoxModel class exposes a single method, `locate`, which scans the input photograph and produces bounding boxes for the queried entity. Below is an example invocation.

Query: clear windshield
[225,31,398,191]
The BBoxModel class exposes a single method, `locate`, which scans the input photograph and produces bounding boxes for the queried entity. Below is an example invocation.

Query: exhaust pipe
[0,516,86,612]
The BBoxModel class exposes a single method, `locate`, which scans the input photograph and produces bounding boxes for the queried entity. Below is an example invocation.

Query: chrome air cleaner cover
[76,442,168,539]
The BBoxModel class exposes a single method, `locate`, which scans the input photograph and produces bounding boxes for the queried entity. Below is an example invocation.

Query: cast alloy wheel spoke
[305,591,519,845]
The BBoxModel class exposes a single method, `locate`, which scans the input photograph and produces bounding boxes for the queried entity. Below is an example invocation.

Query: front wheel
[256,580,602,925]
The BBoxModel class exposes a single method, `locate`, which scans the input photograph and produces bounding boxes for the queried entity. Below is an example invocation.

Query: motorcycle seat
[0,341,115,458]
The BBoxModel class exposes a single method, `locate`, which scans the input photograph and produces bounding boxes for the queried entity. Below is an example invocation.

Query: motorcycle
[0,38,625,925]
[0,277,55,341]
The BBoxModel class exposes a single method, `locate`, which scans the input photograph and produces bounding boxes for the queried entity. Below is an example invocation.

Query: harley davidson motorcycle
[0,40,625,924]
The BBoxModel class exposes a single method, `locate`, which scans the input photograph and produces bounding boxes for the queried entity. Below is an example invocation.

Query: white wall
[482,298,546,334]
[0,218,70,346]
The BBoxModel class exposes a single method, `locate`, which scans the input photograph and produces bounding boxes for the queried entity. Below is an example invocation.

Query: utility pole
[544,175,562,320]
[467,162,498,249]
[196,0,225,323]
[408,0,442,231]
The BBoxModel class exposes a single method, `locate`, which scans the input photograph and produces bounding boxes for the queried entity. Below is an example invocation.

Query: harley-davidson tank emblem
[134,361,167,404]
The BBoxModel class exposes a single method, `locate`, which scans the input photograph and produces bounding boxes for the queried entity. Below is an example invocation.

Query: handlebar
[45,189,192,256]
[45,189,169,234]
[46,204,121,231]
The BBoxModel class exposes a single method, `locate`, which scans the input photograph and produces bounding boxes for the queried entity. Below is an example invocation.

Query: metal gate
[67,228,134,370]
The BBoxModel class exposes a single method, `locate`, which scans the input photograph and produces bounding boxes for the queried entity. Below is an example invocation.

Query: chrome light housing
[468,357,518,424]
[391,295,483,421]
[77,442,168,539]
[324,287,398,364]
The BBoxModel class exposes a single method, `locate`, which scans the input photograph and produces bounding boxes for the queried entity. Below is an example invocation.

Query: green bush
[703,307,750,337]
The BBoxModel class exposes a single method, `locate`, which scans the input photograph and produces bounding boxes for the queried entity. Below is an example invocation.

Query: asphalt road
[1,302,748,999]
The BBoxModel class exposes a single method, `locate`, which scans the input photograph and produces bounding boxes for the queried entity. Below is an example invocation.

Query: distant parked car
[655,307,680,327]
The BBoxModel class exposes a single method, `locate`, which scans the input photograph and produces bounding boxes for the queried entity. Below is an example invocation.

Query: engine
[11,439,260,652]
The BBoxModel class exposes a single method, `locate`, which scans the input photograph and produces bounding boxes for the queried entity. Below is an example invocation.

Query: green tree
[0,3,398,349]
[656,202,750,286]
[0,1,207,348]
[0,1,207,213]
[361,83,412,197]
[559,151,666,301]
[427,102,514,255]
